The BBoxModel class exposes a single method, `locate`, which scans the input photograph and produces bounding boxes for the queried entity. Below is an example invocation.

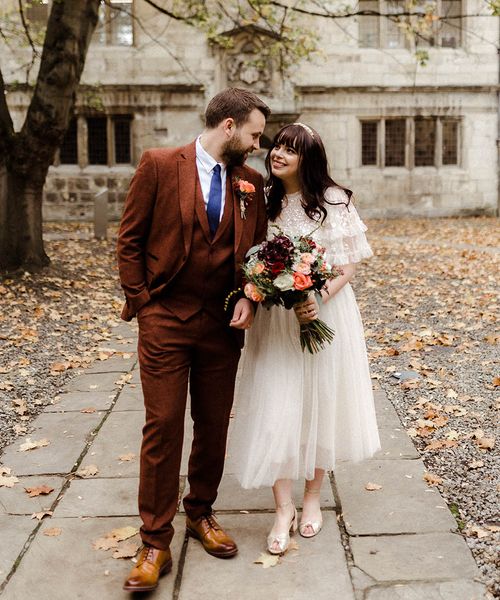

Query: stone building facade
[2,0,499,219]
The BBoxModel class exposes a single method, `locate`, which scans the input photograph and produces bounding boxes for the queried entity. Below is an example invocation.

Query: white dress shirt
[195,136,227,221]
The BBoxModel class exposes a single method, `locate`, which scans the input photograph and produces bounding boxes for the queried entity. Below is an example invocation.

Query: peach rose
[294,262,311,275]
[251,262,266,275]
[244,282,264,302]
[300,252,315,264]
[239,180,255,194]
[293,272,313,291]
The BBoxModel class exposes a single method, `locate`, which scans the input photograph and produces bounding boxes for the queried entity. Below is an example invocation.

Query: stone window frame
[55,113,134,168]
[360,116,461,168]
[357,0,463,49]
[93,0,135,47]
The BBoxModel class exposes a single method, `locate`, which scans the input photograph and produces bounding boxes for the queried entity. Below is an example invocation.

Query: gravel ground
[0,217,498,596]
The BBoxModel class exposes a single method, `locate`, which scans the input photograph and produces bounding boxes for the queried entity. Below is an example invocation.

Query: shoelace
[203,514,220,530]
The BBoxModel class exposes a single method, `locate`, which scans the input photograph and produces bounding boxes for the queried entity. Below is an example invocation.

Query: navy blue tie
[207,164,222,237]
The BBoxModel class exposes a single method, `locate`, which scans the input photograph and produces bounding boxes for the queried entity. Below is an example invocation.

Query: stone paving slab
[44,391,115,413]
[179,512,354,600]
[83,355,137,375]
[373,390,404,429]
[0,411,103,476]
[351,532,480,582]
[335,459,457,535]
[113,386,143,411]
[0,475,65,515]
[129,370,141,384]
[372,426,420,460]
[79,411,142,478]
[0,515,38,582]
[63,372,124,393]
[53,477,139,518]
[212,473,336,511]
[364,580,487,599]
[2,516,184,600]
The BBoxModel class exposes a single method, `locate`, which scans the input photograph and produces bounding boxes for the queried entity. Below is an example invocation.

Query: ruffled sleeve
[317,187,373,265]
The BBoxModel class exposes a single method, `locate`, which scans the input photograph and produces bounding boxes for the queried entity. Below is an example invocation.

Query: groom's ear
[222,117,236,138]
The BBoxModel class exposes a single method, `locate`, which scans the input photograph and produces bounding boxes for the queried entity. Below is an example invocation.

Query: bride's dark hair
[265,123,352,223]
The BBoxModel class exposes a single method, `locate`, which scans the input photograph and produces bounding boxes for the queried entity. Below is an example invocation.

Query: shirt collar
[196,136,225,175]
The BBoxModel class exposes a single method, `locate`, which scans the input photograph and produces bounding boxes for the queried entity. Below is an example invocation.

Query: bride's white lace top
[272,186,373,266]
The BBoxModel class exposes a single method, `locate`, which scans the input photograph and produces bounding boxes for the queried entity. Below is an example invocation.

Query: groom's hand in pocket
[230,298,255,329]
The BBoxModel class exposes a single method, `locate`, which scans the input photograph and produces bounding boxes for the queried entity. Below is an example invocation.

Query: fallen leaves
[75,465,99,478]
[0,466,19,488]
[19,438,50,452]
[423,472,443,486]
[364,482,383,491]
[24,485,54,497]
[118,453,136,462]
[31,510,53,520]
[93,526,140,559]
[254,553,280,568]
[43,527,62,537]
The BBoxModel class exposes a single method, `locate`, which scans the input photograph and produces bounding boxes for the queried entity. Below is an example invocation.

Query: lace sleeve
[317,187,373,265]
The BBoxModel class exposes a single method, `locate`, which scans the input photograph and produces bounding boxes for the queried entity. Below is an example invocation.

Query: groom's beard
[221,134,253,167]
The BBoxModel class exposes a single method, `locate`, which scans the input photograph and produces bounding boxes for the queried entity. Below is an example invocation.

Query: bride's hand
[294,296,319,324]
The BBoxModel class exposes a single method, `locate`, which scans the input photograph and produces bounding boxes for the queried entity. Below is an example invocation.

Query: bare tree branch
[0,66,15,149]
[17,0,39,82]
[142,0,199,22]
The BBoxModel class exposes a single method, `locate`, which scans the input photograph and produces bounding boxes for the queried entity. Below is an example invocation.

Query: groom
[117,88,270,592]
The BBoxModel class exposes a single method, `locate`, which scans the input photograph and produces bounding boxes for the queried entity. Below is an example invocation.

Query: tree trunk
[0,0,100,272]
[0,163,48,271]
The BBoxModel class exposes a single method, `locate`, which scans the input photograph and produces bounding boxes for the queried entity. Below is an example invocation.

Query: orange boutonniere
[233,177,255,220]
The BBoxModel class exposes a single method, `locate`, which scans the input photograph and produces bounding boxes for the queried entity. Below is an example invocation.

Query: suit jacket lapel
[177,141,198,256]
[231,167,245,253]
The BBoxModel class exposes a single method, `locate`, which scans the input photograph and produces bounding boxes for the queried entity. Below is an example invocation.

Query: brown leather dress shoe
[186,514,238,558]
[123,544,172,592]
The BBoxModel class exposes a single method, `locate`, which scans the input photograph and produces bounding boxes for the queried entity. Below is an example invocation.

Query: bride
[229,123,380,554]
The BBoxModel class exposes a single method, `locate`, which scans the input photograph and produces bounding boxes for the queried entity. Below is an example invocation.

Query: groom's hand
[230,298,255,329]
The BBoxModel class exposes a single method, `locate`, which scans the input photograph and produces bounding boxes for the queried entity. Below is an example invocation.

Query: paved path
[0,323,487,599]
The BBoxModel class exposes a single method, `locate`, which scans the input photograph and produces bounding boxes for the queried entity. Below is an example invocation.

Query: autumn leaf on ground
[80,407,96,413]
[467,525,490,539]
[492,376,500,387]
[254,553,280,568]
[43,527,62,537]
[0,474,19,488]
[112,541,141,559]
[365,482,383,491]
[19,438,50,452]
[12,399,28,415]
[13,424,27,435]
[31,510,53,521]
[93,537,119,551]
[109,526,139,542]
[24,485,54,497]
[115,373,132,387]
[446,388,458,399]
[475,437,495,450]
[469,460,484,469]
[75,465,99,478]
[423,472,443,486]
[118,453,136,462]
[93,525,139,552]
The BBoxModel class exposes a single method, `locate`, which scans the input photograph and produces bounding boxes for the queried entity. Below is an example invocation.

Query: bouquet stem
[300,319,335,354]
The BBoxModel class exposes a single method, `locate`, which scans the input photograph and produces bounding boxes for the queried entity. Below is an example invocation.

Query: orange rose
[244,282,264,302]
[239,180,255,194]
[293,272,313,291]
[251,262,266,275]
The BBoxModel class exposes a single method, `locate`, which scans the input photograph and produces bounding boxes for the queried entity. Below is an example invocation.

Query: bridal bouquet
[241,226,343,353]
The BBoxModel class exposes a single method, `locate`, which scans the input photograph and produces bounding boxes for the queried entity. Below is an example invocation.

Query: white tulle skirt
[228,283,381,489]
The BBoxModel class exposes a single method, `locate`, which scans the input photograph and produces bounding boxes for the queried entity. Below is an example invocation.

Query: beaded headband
[293,122,315,139]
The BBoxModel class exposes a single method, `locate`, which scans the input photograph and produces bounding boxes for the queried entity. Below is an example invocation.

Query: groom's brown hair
[205,87,270,129]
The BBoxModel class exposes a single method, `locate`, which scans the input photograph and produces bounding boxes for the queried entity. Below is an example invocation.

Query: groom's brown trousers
[136,199,241,551]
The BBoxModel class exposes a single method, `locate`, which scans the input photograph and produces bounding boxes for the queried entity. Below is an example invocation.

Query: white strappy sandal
[299,487,323,538]
[267,500,298,555]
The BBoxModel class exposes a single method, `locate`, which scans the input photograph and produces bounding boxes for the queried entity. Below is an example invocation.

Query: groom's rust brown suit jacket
[116,140,266,550]
[117,141,267,338]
